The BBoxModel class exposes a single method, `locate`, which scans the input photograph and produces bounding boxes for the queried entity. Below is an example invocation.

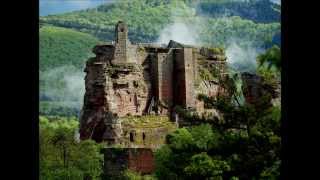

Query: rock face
[80,21,229,145]
[80,61,148,143]
[241,72,281,108]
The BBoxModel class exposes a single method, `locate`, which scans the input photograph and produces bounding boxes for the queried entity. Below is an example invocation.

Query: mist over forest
[39,0,280,116]
[39,1,282,179]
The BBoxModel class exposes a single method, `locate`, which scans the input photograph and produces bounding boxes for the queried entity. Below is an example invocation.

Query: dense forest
[39,25,100,116]
[40,116,103,180]
[154,47,281,179]
[40,0,280,47]
[197,0,280,23]
[39,0,280,116]
[40,25,100,72]
[40,44,281,179]
[39,0,281,179]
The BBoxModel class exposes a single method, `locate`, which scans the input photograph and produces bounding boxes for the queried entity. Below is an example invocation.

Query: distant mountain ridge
[40,0,280,47]
[39,0,281,116]
[40,0,116,16]
[197,0,280,23]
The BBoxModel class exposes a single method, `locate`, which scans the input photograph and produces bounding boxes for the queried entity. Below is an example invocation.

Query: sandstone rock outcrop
[241,72,281,109]
[80,21,229,146]
[79,21,232,176]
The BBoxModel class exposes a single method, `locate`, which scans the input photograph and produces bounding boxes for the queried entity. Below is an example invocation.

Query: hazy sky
[39,0,115,16]
[269,0,281,4]
[40,0,280,16]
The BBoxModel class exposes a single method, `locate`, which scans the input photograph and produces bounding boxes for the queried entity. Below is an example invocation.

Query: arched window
[142,132,146,141]
[130,132,134,142]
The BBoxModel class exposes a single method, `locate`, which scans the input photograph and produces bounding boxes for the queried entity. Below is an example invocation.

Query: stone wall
[173,48,196,109]
[80,51,151,143]
[103,148,155,177]
[128,149,154,174]
[103,148,128,178]
[120,116,176,149]
[113,21,128,64]
[156,50,174,114]
[80,59,108,142]
[113,21,137,65]
[80,21,233,176]
[183,48,197,109]
[241,73,262,105]
[174,49,186,107]
[80,43,228,143]
[241,72,280,109]
[111,66,148,117]
[80,21,231,168]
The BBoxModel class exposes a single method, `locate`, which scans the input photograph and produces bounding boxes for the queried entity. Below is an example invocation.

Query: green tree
[155,145,178,179]
[166,128,193,150]
[257,45,281,71]
[190,124,220,151]
[39,116,103,180]
[256,45,281,86]
[184,153,230,180]
[155,83,281,179]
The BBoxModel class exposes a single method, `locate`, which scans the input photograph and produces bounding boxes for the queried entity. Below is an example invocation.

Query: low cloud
[225,40,263,73]
[40,65,85,110]
[156,19,199,46]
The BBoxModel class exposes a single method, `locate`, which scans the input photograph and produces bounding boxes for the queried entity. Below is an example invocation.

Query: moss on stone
[121,115,175,129]
[200,46,227,61]
[208,47,225,55]
[120,115,177,147]
[199,68,213,81]
[138,46,146,53]
[198,66,219,82]
[106,63,143,76]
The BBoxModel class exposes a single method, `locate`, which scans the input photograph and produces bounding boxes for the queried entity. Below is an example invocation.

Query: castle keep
[79,21,228,175]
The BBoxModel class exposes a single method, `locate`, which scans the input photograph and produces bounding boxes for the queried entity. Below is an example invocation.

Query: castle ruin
[79,21,229,176]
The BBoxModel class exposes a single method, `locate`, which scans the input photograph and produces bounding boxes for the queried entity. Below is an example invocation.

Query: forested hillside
[40,26,100,116]
[39,0,281,116]
[40,25,99,71]
[40,0,280,48]
[197,0,280,23]
[39,1,282,179]
[39,45,281,179]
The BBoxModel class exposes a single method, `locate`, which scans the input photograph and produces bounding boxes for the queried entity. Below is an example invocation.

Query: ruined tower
[113,21,136,64]
[152,49,174,114]
[174,48,196,109]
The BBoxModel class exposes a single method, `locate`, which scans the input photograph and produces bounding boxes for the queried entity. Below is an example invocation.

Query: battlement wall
[113,21,137,64]
[103,148,155,178]
[156,50,174,113]
[173,48,196,109]
[183,48,196,109]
